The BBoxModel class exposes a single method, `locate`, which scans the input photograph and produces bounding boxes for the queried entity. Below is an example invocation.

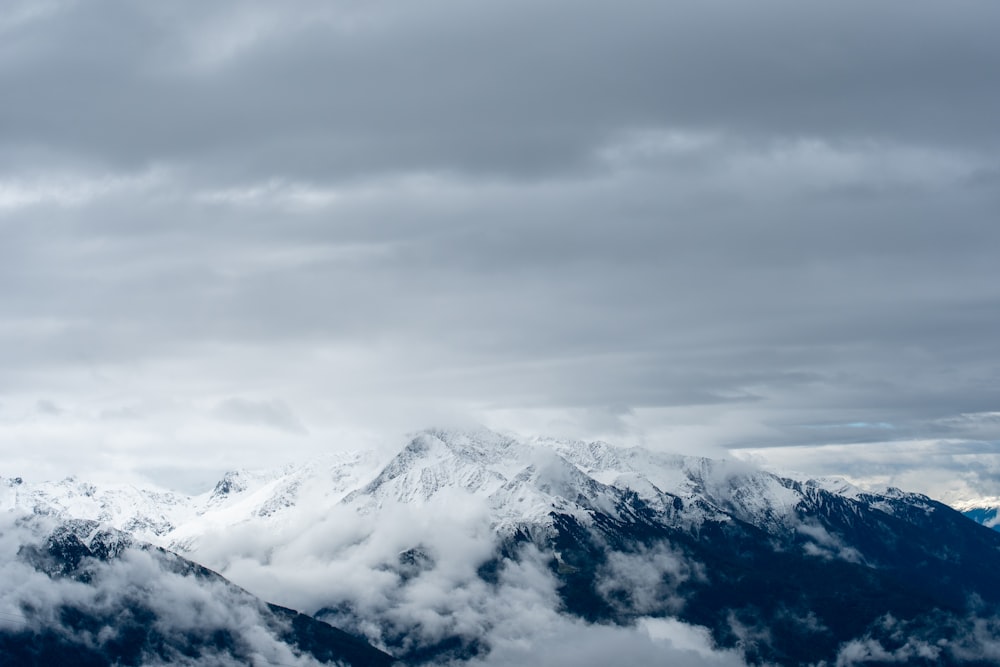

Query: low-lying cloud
[184,484,747,664]
[0,512,332,666]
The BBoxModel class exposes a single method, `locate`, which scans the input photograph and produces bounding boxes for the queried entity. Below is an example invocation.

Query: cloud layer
[1,0,999,496]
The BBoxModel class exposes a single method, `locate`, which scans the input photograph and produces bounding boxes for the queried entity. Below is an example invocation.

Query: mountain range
[4,427,1000,666]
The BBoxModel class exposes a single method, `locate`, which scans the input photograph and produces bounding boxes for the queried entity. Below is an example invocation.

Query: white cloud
[213,397,308,435]
[0,512,330,665]
[0,170,162,210]
[175,482,747,664]
[736,436,1000,505]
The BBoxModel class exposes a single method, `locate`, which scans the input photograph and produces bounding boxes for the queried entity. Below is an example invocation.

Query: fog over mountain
[0,512,396,666]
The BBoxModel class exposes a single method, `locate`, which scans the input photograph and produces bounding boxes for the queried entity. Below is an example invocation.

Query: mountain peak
[211,470,250,498]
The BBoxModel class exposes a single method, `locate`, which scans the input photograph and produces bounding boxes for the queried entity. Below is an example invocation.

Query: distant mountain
[6,427,1000,666]
[0,513,395,667]
[953,498,1000,533]
[0,449,385,549]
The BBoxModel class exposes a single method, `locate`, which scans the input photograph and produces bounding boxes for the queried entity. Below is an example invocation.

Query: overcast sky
[1,0,999,498]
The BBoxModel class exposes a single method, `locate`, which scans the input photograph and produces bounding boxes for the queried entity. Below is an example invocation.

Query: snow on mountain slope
[345,429,646,531]
[169,450,386,552]
[4,427,944,551]
[348,430,517,507]
[336,428,814,533]
[1,474,193,542]
[2,448,386,552]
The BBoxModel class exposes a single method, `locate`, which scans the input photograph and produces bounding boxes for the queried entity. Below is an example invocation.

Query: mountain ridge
[6,427,1000,665]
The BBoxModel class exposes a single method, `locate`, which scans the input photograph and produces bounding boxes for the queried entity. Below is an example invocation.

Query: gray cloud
[737,425,1000,505]
[213,397,308,435]
[3,1,999,180]
[0,0,998,499]
[35,399,63,416]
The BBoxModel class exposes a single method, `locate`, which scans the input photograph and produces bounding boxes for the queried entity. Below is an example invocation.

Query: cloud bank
[0,0,998,498]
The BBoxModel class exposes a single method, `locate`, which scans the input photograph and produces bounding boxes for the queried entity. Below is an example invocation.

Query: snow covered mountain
[6,427,1000,666]
[1,449,385,549]
[0,429,881,547]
